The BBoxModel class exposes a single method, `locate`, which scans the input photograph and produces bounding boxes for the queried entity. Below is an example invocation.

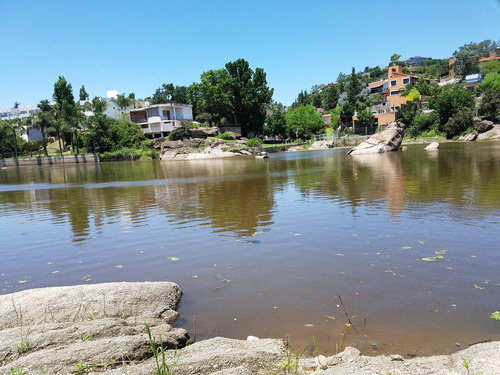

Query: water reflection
[1,143,500,242]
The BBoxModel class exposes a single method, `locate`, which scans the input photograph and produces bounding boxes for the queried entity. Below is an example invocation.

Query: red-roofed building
[478,51,500,63]
[381,65,419,109]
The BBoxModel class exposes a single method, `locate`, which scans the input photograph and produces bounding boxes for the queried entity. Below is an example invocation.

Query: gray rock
[425,141,440,150]
[348,122,405,155]
[462,131,478,142]
[0,282,189,374]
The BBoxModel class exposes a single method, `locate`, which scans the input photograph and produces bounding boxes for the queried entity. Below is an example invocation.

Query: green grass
[144,320,179,375]
[16,333,31,354]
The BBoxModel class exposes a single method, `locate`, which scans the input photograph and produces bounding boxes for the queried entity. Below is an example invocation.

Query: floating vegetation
[385,270,397,276]
[324,315,336,320]
[18,280,28,284]
[115,265,124,269]
[401,246,413,250]
[420,255,445,262]
[490,311,500,320]
[47,262,53,265]
[470,255,477,258]
[474,284,485,290]
[192,275,198,278]
[168,257,179,262]
[435,250,447,255]
[446,267,454,270]
[336,253,345,257]
[272,306,279,310]
[294,233,302,236]
[51,270,59,274]
[352,234,357,237]
[419,241,425,245]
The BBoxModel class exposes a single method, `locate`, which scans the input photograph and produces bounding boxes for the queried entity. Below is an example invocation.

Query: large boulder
[0,282,189,374]
[188,127,219,138]
[348,122,405,155]
[425,142,440,150]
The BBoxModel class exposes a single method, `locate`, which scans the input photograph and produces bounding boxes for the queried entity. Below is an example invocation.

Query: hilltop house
[381,65,419,109]
[129,103,193,138]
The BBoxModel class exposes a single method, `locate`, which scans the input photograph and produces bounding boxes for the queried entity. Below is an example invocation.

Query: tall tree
[286,105,324,140]
[79,85,89,101]
[199,69,232,126]
[29,99,53,156]
[225,58,273,137]
[321,84,339,110]
[112,94,133,109]
[53,76,79,153]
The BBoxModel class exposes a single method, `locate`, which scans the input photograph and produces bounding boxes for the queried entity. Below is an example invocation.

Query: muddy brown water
[1,142,499,356]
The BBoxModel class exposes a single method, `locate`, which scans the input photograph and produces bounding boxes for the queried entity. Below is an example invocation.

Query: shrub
[216,132,234,140]
[168,124,189,141]
[246,138,263,147]
[406,113,437,138]
[444,108,474,138]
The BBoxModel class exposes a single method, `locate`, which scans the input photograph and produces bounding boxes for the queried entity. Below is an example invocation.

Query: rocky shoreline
[1,282,499,375]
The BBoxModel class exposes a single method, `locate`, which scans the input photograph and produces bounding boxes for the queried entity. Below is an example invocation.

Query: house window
[390,90,401,96]
[390,80,397,87]
[403,78,410,85]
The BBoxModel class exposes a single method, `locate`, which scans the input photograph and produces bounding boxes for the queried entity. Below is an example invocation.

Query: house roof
[368,79,388,89]
[478,56,500,62]
[129,103,192,113]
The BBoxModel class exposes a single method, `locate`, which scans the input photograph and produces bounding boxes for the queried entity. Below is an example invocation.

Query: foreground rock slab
[0,282,189,374]
[348,122,405,155]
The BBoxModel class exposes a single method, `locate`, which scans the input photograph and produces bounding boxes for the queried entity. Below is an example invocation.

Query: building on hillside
[381,65,419,110]
[129,103,193,138]
[463,74,483,92]
[439,57,458,85]
[80,90,136,120]
[368,79,388,95]
[0,102,56,141]
[478,50,500,63]
[406,56,431,66]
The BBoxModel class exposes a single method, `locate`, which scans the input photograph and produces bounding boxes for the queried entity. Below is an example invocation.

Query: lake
[1,141,499,357]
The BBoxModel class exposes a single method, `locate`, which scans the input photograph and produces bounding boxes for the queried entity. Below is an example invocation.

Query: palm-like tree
[28,100,53,156]
[0,120,10,158]
[8,119,24,158]
[84,97,108,153]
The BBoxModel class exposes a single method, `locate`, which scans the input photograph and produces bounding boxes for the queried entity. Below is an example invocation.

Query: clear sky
[0,0,499,109]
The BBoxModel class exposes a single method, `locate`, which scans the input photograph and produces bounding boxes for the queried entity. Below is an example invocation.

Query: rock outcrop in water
[348,122,405,155]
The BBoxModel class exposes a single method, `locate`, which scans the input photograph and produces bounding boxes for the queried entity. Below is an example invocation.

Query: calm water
[1,142,499,356]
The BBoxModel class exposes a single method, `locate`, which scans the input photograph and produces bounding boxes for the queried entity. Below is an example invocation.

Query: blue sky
[0,0,499,109]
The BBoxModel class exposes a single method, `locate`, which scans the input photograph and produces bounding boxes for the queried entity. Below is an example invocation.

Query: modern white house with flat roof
[129,103,193,138]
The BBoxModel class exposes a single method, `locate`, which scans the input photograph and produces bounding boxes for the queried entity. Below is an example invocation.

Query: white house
[129,103,193,138]
[80,90,135,120]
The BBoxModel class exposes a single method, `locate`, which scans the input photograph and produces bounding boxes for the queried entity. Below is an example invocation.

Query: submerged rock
[348,122,405,155]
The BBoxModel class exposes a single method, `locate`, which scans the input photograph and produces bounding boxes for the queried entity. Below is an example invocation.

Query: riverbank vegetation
[284,39,499,140]
[1,41,499,160]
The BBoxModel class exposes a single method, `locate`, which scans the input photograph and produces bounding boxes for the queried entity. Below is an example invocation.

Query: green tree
[356,109,376,128]
[321,84,339,110]
[30,99,53,156]
[84,97,111,153]
[0,120,9,157]
[431,85,475,134]
[398,101,420,128]
[151,84,189,104]
[479,89,500,117]
[187,82,202,119]
[199,69,232,126]
[286,105,324,140]
[53,76,80,153]
[264,109,287,139]
[79,85,89,101]
[480,60,500,76]
[444,108,474,138]
[453,49,480,78]
[112,94,133,109]
[476,72,500,93]
[225,58,273,137]
[389,53,402,66]
[347,67,363,107]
